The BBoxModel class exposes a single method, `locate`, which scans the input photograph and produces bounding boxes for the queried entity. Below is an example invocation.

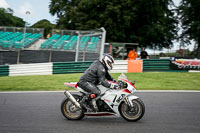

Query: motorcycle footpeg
[92,99,99,112]
[86,108,94,112]
[81,103,92,111]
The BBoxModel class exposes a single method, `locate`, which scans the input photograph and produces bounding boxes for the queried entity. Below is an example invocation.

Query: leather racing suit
[77,60,114,96]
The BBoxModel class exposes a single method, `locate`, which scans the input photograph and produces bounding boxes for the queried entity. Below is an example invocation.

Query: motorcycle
[61,73,145,121]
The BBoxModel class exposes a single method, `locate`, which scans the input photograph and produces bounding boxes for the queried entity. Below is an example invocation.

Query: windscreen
[118,73,129,81]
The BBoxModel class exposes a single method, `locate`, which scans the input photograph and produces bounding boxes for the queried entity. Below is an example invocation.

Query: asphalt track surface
[0,91,200,133]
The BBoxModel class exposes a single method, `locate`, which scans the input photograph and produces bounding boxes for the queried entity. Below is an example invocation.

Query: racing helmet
[100,54,114,70]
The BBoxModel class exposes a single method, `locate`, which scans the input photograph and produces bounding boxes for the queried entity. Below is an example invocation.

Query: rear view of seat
[14,33,41,48]
[0,31,41,49]
[79,36,90,51]
[87,37,100,52]
[63,36,78,50]
[40,34,60,49]
[52,35,70,49]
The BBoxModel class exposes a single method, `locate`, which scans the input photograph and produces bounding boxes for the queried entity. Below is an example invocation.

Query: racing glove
[110,83,119,90]
[113,79,117,83]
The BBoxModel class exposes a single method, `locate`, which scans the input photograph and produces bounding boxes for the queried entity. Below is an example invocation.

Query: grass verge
[0,72,200,91]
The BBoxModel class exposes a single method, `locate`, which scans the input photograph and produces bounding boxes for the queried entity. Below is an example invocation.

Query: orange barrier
[128,60,143,73]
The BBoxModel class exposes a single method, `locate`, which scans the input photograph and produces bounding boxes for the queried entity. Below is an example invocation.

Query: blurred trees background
[49,0,178,49]
[0,8,25,27]
[31,19,55,38]
[178,0,200,58]
[0,8,55,39]
[0,0,199,57]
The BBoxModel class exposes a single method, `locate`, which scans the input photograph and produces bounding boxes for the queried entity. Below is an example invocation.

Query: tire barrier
[0,65,9,76]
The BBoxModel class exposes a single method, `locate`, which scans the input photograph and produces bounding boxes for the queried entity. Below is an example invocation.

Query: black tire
[119,98,145,121]
[61,94,85,120]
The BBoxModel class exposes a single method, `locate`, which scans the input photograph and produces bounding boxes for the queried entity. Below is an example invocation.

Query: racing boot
[90,94,99,112]
[80,94,93,112]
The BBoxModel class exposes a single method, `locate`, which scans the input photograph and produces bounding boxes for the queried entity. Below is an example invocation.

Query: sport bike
[61,73,145,121]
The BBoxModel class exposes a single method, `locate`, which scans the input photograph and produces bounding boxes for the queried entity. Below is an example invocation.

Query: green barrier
[143,59,188,72]
[53,61,93,74]
[0,65,9,76]
[143,59,171,72]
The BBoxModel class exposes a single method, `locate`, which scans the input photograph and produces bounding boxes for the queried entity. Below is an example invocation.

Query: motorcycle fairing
[99,86,139,116]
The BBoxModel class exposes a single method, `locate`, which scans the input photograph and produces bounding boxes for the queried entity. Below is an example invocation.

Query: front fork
[124,95,139,107]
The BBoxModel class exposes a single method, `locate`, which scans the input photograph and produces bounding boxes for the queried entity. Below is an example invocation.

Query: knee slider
[90,94,96,99]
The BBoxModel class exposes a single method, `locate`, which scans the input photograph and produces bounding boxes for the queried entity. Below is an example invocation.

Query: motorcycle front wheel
[61,94,85,120]
[119,98,145,121]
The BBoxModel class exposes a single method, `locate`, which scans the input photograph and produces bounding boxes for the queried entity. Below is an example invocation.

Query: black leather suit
[78,60,113,96]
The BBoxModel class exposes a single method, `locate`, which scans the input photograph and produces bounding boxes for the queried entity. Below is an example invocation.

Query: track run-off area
[0,91,200,133]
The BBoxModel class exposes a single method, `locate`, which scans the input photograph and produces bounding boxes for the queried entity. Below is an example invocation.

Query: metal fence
[52,28,106,61]
[0,50,101,65]
[0,26,44,37]
[0,28,106,65]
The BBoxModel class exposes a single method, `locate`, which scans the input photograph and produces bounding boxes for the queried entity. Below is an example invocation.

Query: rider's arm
[105,70,113,81]
[97,67,111,88]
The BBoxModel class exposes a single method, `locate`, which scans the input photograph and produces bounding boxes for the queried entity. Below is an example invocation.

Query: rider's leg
[87,83,101,111]
[78,82,100,111]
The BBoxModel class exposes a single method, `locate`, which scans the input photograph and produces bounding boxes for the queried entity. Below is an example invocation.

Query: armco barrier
[143,59,171,72]
[53,61,93,74]
[0,59,191,77]
[110,60,127,73]
[0,65,9,76]
[53,60,127,74]
[9,63,52,76]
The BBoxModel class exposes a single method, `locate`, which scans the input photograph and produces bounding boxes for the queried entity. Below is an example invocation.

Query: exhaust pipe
[64,91,81,109]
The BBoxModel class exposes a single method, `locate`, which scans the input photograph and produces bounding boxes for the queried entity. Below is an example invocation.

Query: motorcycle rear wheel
[119,98,145,121]
[61,94,85,120]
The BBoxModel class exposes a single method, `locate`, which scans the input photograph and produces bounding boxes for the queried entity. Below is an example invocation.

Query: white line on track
[0,90,199,93]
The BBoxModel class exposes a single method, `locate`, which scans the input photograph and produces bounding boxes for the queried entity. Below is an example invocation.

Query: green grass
[0,72,200,91]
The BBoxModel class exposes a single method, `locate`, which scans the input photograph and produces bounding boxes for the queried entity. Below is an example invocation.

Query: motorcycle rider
[77,54,118,111]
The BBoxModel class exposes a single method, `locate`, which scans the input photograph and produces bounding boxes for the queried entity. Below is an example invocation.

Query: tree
[31,19,55,38]
[0,8,25,27]
[178,0,200,58]
[49,0,177,49]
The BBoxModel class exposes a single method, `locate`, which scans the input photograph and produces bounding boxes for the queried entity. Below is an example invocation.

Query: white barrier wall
[110,60,128,73]
[9,63,53,76]
[8,60,127,76]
